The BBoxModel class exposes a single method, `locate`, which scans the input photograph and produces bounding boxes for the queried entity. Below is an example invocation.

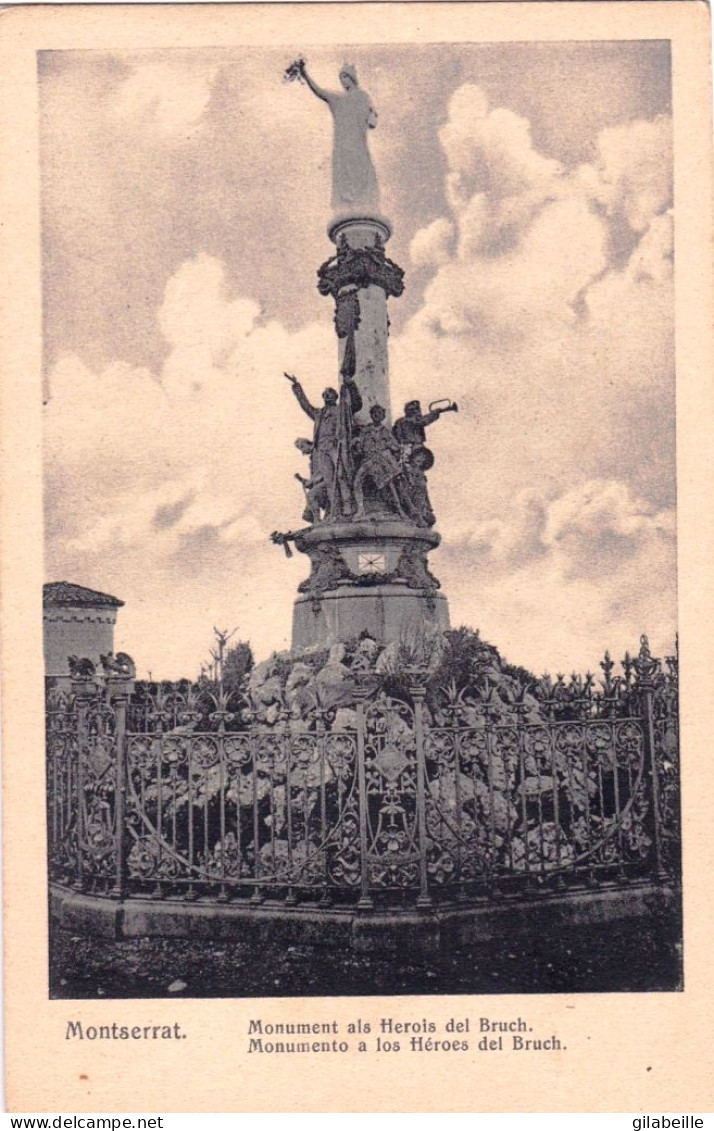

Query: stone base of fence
[50,880,680,959]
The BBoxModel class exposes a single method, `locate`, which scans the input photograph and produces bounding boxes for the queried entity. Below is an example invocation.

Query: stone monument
[277,59,458,651]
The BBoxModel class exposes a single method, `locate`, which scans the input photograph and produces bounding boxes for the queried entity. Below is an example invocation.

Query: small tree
[222,641,254,694]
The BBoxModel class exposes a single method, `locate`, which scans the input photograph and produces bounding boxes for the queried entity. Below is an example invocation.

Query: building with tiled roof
[43,581,124,677]
[43,581,125,610]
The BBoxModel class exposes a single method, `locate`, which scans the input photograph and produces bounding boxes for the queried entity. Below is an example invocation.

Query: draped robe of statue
[325,87,379,210]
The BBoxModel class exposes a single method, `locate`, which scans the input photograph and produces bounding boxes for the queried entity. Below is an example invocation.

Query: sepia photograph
[41,36,682,1000]
[2,0,712,1114]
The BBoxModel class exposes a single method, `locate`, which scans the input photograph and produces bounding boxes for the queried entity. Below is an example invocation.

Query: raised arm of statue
[421,410,441,427]
[291,380,318,420]
[300,64,334,106]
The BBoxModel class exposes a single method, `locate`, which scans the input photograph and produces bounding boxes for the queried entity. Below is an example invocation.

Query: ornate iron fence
[47,636,679,909]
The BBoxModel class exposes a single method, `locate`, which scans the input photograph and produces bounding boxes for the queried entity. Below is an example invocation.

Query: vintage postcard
[1,0,713,1114]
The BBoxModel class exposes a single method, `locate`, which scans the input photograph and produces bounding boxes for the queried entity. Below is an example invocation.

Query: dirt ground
[50,907,682,999]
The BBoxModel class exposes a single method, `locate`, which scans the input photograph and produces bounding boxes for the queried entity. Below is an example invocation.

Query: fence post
[316,710,332,908]
[108,678,132,899]
[410,685,432,908]
[355,689,373,910]
[283,716,298,908]
[636,635,667,881]
[70,678,94,891]
[250,729,263,905]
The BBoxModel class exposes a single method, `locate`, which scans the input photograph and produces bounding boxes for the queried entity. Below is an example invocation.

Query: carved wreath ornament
[317,236,405,301]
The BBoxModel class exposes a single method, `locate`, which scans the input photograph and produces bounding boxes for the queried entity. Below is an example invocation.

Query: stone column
[319,215,403,426]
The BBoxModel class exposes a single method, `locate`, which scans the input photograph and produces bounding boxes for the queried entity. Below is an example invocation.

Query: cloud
[544,479,675,580]
[438,483,676,675]
[407,86,672,343]
[451,479,676,583]
[410,217,455,270]
[112,59,220,135]
[591,114,673,234]
[443,479,675,587]
[158,253,263,390]
[448,488,549,570]
[439,84,564,258]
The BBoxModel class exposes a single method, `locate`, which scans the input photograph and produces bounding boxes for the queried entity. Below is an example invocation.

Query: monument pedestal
[291,519,450,652]
[293,585,449,652]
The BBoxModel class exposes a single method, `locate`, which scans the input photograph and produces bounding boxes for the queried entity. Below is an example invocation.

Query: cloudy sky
[41,41,676,679]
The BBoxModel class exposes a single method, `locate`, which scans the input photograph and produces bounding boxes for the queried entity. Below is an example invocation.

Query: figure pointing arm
[284,372,318,420]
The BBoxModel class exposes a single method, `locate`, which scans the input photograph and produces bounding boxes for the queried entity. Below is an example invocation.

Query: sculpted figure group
[285,372,456,527]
